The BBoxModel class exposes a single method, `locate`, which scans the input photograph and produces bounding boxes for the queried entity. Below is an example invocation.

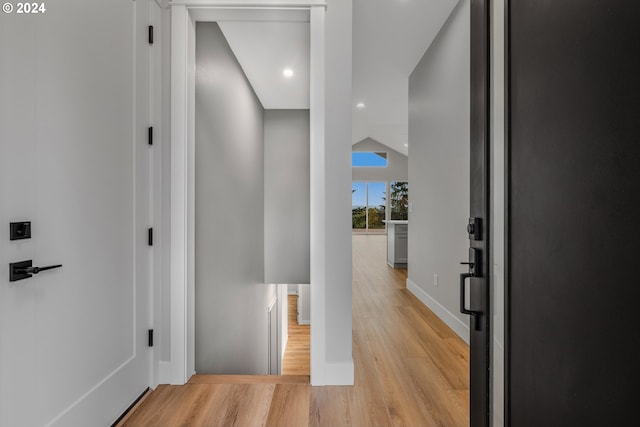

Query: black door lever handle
[460,273,480,331]
[460,261,476,276]
[9,260,62,282]
[16,264,62,275]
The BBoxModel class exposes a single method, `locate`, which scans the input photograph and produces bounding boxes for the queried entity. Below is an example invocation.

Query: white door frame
[169,0,327,385]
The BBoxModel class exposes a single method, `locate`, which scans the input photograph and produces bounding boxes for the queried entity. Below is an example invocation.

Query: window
[389,182,409,220]
[352,182,366,230]
[352,152,388,167]
[352,182,386,232]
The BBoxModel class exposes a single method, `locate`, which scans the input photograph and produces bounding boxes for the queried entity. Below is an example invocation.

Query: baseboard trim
[311,360,354,386]
[406,278,470,344]
[111,387,150,427]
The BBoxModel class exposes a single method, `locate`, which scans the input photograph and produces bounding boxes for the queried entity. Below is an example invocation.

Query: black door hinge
[148,228,153,246]
[148,126,153,146]
[148,329,154,347]
[148,25,154,45]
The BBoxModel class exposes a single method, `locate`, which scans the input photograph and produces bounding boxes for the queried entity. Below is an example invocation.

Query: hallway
[119,235,469,426]
[282,295,311,376]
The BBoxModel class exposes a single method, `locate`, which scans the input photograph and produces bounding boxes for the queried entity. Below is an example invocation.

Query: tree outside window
[389,181,409,220]
[352,182,386,231]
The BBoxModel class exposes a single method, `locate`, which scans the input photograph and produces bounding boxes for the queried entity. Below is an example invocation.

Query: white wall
[194,22,272,374]
[407,0,471,342]
[324,0,354,376]
[310,0,354,385]
[264,110,311,285]
[352,137,408,182]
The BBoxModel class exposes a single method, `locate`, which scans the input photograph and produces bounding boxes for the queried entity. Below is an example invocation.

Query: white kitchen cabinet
[385,221,408,268]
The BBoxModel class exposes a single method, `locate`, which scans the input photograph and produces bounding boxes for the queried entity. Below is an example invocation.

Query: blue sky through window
[352,152,388,167]
[352,182,366,207]
[367,182,386,208]
[352,182,386,208]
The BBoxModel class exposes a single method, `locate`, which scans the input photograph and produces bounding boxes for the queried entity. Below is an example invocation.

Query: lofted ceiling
[218,0,459,155]
[352,0,458,155]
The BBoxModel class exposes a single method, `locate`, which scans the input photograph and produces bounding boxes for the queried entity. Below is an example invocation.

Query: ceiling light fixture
[404,143,408,147]
[283,68,294,78]
[356,102,366,109]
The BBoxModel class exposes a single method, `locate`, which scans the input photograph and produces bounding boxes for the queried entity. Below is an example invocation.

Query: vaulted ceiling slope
[352,0,459,155]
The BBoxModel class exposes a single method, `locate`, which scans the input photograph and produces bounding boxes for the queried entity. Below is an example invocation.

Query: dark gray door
[507,1,640,425]
[467,1,490,426]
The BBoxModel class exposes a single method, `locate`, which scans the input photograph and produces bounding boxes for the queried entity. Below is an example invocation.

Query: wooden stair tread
[188,374,310,384]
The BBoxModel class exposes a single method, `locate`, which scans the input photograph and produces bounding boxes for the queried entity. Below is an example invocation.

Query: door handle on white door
[9,260,62,282]
[16,265,62,275]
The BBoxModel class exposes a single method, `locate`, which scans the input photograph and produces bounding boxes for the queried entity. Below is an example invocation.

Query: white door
[0,1,152,426]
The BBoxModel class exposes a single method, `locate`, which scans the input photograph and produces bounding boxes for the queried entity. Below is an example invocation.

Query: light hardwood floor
[119,235,469,426]
[282,295,311,376]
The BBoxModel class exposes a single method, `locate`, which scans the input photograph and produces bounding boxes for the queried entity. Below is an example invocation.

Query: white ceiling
[218,0,458,154]
[352,0,458,155]
[218,21,310,109]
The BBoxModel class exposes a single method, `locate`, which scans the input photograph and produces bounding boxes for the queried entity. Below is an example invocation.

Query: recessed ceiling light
[356,102,366,109]
[283,68,294,78]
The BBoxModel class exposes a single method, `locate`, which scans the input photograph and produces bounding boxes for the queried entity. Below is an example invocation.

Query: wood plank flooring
[282,295,310,376]
[119,235,469,426]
